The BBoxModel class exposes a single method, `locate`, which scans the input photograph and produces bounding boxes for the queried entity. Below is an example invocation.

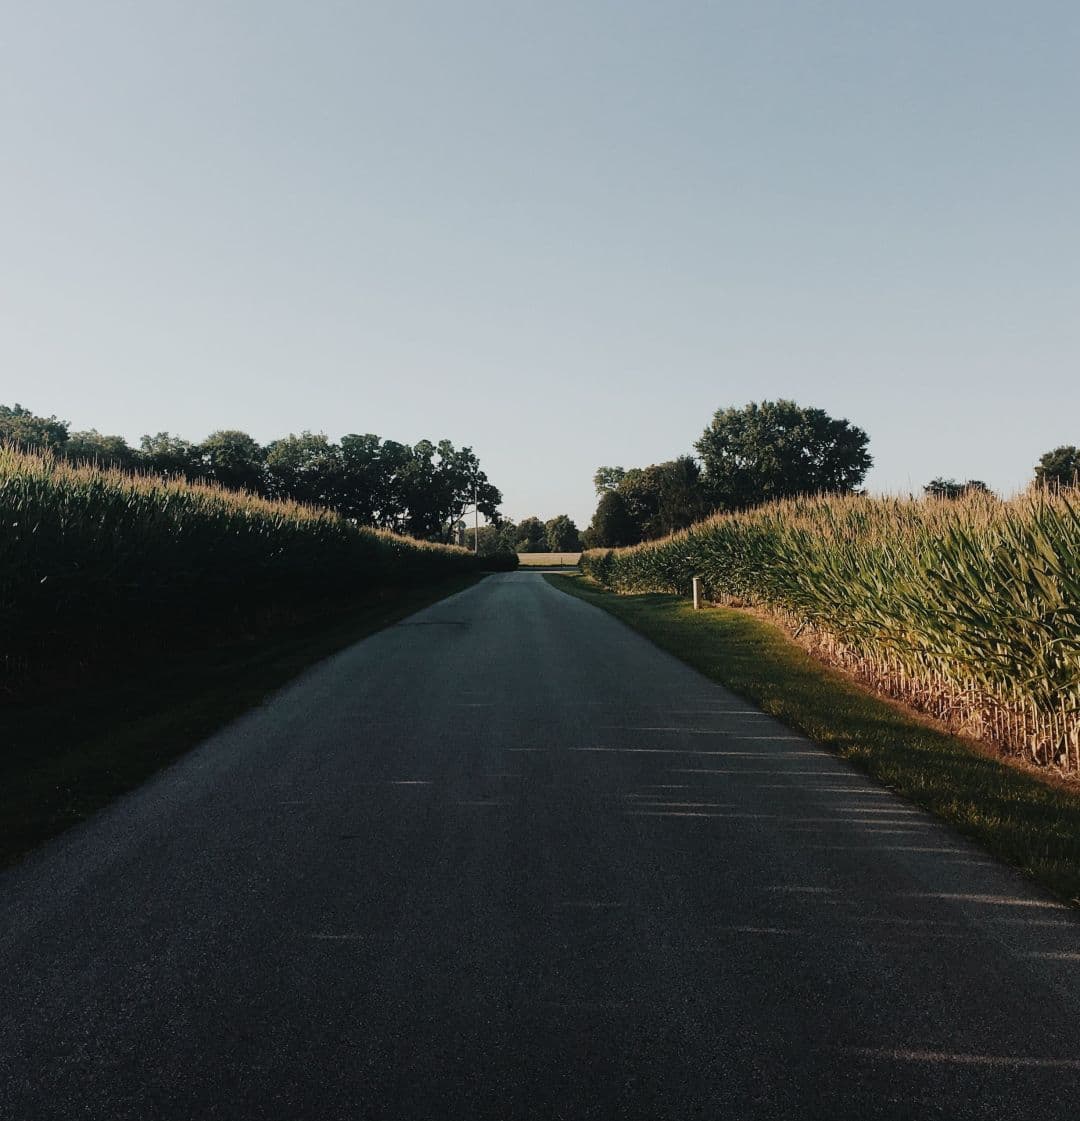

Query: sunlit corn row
[0,446,481,679]
[582,490,1080,769]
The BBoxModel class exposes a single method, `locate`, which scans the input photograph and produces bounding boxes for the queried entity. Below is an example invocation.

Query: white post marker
[692,576,702,610]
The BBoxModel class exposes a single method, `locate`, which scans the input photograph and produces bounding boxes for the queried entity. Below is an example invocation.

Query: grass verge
[547,573,1080,904]
[1,574,482,868]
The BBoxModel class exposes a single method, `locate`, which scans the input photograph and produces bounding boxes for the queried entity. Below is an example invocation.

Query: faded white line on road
[543,1001,633,1011]
[703,926,801,936]
[665,710,773,716]
[829,807,922,816]
[992,918,1077,928]
[626,802,739,809]
[805,846,971,855]
[765,886,835,894]
[573,748,825,756]
[847,917,964,928]
[844,1047,1080,1070]
[904,892,1069,909]
[627,811,934,825]
[592,730,811,739]
[860,827,934,834]
[670,768,864,776]
[749,785,891,793]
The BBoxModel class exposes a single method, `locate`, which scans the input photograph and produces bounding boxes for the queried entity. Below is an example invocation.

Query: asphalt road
[4,572,1080,1120]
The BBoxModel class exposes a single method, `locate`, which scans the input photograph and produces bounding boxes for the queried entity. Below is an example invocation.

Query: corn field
[581,490,1080,771]
[0,446,487,682]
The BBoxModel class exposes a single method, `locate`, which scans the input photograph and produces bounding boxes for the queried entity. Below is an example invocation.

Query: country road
[3,572,1080,1119]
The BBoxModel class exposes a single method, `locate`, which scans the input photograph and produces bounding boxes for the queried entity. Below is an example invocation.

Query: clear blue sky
[3,1,1077,527]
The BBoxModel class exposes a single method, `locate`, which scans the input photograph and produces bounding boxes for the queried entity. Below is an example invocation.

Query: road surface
[3,573,1080,1119]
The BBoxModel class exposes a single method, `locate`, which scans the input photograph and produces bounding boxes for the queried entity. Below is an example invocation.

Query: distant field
[516,552,581,568]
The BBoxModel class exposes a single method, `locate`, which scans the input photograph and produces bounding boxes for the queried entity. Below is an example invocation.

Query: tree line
[465,514,582,554]
[0,404,502,544]
[925,447,1080,498]
[584,398,1079,548]
[583,399,872,548]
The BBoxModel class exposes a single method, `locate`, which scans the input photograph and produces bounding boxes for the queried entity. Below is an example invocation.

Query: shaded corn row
[0,446,491,681]
[582,491,1080,769]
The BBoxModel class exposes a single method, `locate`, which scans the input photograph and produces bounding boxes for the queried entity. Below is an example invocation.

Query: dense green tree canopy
[199,430,267,493]
[618,457,709,540]
[585,457,709,547]
[469,515,581,554]
[337,434,397,524]
[0,404,69,452]
[264,432,344,507]
[464,520,522,555]
[64,430,138,470]
[656,456,710,534]
[924,477,991,500]
[514,516,548,553]
[1035,445,1080,488]
[544,514,582,552]
[593,466,627,495]
[391,440,501,543]
[139,432,202,478]
[464,523,503,554]
[588,490,638,548]
[694,399,872,510]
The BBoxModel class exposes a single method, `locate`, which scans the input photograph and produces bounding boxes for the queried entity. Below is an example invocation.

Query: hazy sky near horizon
[3,1,1078,526]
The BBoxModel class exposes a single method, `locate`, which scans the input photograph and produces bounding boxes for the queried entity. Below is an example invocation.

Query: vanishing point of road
[3,573,1080,1119]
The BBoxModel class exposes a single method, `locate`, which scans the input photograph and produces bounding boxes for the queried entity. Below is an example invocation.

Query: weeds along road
[3,572,1080,1119]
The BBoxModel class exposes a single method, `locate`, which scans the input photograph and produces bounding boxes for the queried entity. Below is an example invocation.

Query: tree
[337,433,393,524]
[64,430,138,470]
[544,514,582,552]
[514,516,547,553]
[430,441,502,544]
[264,432,344,507]
[0,404,69,452]
[389,440,501,542]
[587,490,638,548]
[610,468,652,542]
[1035,445,1080,489]
[924,477,991,500]
[616,457,708,541]
[357,437,414,528]
[655,455,710,534]
[593,466,627,495]
[463,520,520,553]
[585,456,709,546]
[694,399,872,511]
[464,524,503,553]
[138,432,203,479]
[198,430,266,493]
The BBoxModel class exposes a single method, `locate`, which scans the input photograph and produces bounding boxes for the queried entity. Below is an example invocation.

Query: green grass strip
[547,573,1080,905]
[1,575,482,868]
